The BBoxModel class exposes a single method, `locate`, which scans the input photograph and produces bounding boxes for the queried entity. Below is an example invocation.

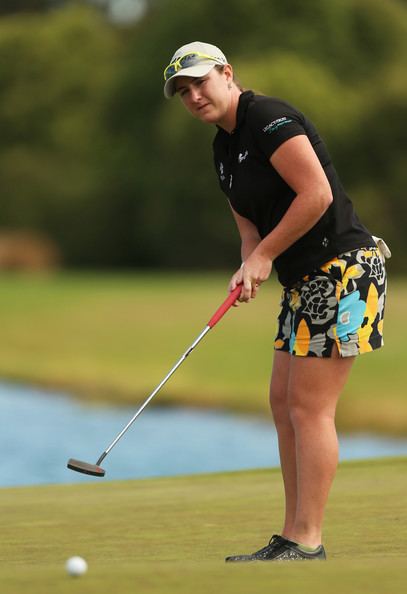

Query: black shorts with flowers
[274,247,387,357]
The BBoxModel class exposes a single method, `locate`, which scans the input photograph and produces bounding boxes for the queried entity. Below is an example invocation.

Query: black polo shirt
[213,90,374,286]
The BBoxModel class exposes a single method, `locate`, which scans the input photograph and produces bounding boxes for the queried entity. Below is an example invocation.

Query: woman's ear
[223,64,234,85]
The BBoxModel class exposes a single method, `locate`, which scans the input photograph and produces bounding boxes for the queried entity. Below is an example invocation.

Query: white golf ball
[65,556,88,577]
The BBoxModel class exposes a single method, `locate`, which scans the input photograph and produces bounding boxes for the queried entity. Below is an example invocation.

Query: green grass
[0,272,406,434]
[0,457,406,593]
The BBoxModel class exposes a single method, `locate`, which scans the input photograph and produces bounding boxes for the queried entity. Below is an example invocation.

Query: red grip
[207,284,242,329]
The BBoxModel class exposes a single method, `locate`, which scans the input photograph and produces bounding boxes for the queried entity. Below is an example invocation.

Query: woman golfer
[163,42,388,562]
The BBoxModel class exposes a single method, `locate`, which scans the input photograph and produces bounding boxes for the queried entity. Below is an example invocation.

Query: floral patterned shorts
[274,247,387,357]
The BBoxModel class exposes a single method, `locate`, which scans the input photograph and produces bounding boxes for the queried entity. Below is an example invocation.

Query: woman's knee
[270,384,289,423]
[288,391,336,429]
[288,401,310,428]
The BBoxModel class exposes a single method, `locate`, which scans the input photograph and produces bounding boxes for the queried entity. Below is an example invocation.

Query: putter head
[67,458,105,477]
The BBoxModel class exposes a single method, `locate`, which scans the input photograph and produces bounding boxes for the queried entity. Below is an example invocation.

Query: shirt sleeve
[247,97,306,159]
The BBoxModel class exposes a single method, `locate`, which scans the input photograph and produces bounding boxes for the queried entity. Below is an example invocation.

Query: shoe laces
[256,534,284,555]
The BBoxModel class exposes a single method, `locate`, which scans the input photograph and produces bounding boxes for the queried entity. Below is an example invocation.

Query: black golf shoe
[225,534,286,562]
[225,535,326,562]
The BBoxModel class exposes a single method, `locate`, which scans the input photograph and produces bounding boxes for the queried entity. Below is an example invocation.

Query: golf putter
[67,284,242,477]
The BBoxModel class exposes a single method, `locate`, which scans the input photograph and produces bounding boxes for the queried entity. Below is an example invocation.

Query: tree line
[0,0,405,272]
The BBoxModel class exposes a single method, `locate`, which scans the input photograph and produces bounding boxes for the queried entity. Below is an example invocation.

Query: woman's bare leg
[286,346,355,547]
[269,350,297,537]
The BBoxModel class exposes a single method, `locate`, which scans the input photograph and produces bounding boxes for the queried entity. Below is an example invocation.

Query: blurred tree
[0,4,123,265]
[0,0,55,15]
[0,0,405,271]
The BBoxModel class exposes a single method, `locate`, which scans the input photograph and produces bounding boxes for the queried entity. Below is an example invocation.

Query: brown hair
[214,64,244,92]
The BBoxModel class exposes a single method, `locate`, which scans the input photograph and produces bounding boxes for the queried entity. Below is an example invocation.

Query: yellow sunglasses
[163,51,225,81]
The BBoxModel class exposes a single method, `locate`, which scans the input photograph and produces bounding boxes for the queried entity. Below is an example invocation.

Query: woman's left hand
[240,252,273,302]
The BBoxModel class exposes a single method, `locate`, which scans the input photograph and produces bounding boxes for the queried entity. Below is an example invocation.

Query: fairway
[0,273,406,435]
[0,457,406,593]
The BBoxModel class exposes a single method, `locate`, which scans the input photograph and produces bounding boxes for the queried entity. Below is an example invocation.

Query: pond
[1,381,406,487]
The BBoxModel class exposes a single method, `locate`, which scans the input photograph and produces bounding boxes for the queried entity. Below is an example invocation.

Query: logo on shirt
[263,117,293,134]
[219,162,226,181]
[238,150,249,163]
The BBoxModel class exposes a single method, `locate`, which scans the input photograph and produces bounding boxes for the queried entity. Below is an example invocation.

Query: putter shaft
[68,285,242,475]
[97,325,211,464]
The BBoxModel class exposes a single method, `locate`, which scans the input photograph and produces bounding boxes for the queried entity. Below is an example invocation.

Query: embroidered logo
[263,117,293,134]
[238,150,249,163]
[322,237,329,248]
[219,162,226,181]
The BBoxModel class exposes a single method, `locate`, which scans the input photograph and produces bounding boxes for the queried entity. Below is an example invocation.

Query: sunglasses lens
[164,65,177,80]
[178,53,198,67]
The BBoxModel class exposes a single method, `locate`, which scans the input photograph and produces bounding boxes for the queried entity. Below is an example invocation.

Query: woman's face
[174,66,233,127]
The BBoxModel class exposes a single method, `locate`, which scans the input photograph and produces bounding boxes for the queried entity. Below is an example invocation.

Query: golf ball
[65,556,88,577]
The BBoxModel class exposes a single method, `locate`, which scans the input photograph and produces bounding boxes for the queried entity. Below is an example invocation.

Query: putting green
[0,457,405,593]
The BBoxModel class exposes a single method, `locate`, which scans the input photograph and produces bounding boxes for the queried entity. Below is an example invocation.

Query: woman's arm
[227,204,263,300]
[259,134,333,260]
[228,203,262,262]
[240,135,333,302]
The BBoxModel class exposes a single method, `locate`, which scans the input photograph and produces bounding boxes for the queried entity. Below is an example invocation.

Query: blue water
[1,382,406,487]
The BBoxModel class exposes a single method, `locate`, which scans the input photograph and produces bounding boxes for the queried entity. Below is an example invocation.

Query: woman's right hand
[228,266,244,306]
